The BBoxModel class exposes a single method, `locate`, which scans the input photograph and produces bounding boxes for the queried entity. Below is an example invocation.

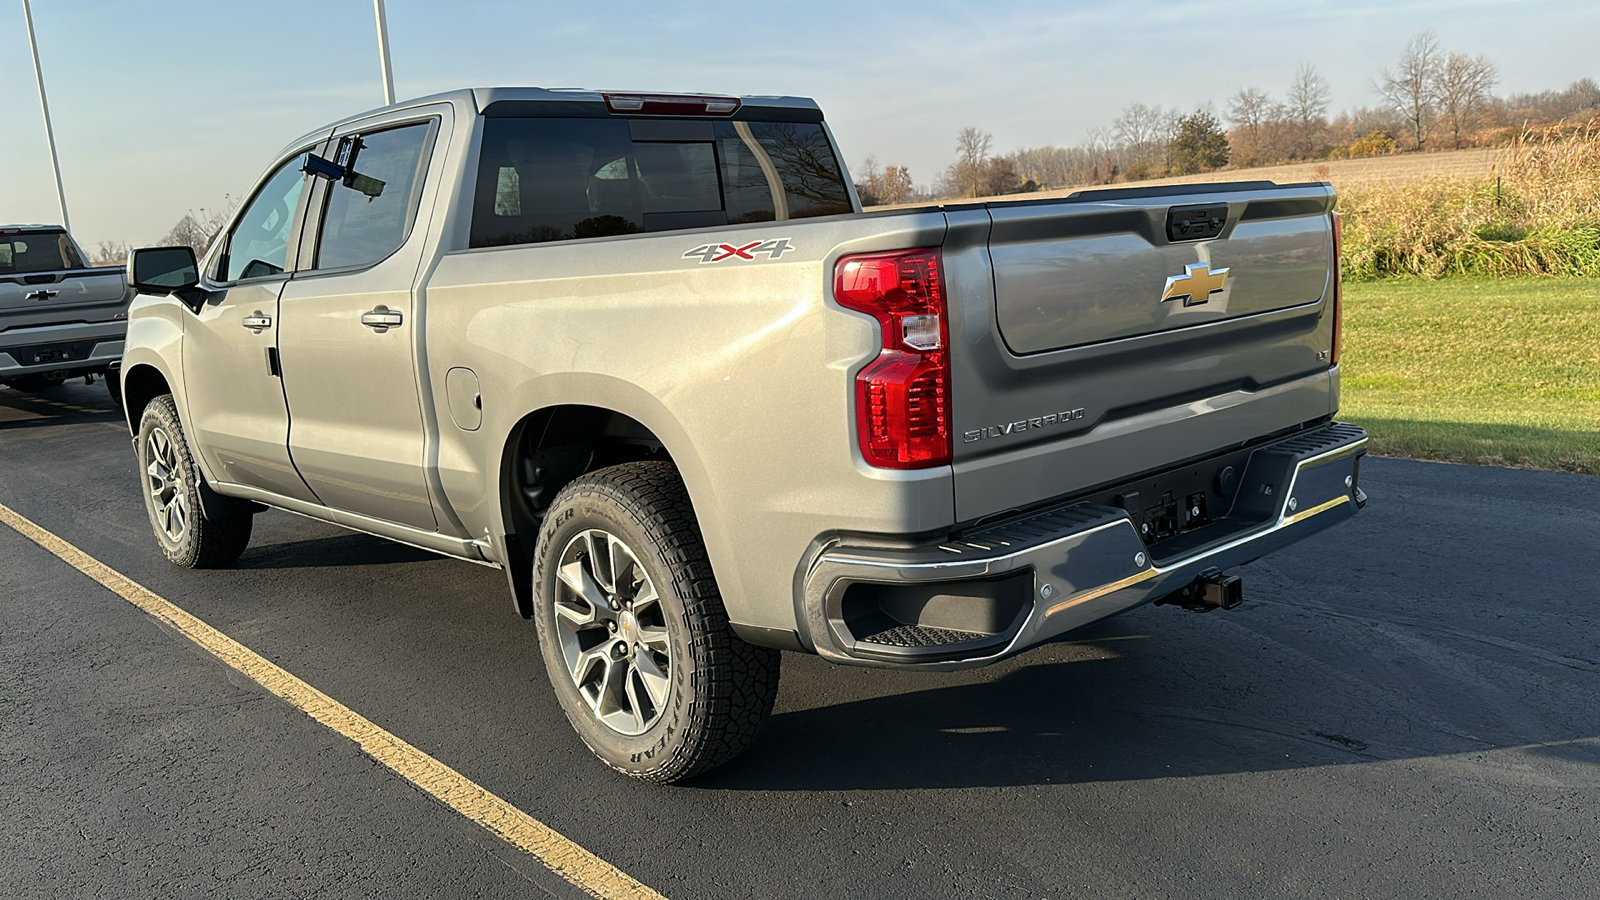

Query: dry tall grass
[1339,128,1600,279]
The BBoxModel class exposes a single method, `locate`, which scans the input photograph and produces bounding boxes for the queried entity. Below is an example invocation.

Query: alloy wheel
[144,427,189,542]
[551,528,672,735]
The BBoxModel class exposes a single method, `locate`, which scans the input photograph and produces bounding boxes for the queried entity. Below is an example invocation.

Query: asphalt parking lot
[3,381,1597,899]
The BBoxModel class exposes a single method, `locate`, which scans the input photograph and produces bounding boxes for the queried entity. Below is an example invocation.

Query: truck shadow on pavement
[239,532,440,569]
[699,604,1600,792]
[0,385,124,430]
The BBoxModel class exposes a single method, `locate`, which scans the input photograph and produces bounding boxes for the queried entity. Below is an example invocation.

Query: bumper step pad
[856,624,990,649]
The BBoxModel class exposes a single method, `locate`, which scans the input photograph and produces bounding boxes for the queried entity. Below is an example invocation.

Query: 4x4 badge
[683,238,794,264]
[1161,262,1229,306]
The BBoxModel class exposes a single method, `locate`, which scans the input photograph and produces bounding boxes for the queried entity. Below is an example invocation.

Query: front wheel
[137,394,253,568]
[532,461,780,783]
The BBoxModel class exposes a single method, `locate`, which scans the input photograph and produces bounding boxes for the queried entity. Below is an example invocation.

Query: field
[1339,277,1600,474]
[1024,147,1503,199]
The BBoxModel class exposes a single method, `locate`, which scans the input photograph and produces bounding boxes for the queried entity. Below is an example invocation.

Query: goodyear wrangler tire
[137,394,253,568]
[532,461,781,783]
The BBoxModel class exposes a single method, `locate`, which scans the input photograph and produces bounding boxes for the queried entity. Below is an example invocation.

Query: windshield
[0,231,85,273]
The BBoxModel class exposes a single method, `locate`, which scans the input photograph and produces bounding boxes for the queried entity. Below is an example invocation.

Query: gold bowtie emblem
[1161,263,1229,306]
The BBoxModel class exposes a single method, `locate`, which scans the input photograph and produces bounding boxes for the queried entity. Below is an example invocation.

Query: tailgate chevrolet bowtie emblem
[1161,262,1229,306]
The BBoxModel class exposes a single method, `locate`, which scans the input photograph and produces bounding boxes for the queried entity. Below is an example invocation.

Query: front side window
[471,117,851,249]
[313,122,432,270]
[224,155,307,282]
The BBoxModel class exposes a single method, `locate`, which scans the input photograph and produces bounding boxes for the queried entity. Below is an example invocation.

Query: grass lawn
[1339,277,1600,475]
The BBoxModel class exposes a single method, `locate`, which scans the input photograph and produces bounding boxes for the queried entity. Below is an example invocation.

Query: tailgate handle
[241,312,272,332]
[25,289,59,301]
[1166,204,1229,242]
[360,306,403,332]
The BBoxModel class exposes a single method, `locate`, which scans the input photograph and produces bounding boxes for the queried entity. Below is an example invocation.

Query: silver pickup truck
[1,224,130,406]
[120,88,1368,782]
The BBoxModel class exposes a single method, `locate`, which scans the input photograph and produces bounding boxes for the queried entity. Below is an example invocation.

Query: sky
[3,0,1595,250]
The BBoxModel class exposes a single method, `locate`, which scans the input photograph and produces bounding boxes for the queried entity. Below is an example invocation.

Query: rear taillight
[602,92,740,116]
[834,249,951,469]
[1330,210,1343,368]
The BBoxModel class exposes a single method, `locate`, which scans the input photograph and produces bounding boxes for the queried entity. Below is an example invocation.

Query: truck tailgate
[0,268,130,329]
[945,182,1339,523]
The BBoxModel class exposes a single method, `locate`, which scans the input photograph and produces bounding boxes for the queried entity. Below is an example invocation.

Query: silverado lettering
[964,408,1087,443]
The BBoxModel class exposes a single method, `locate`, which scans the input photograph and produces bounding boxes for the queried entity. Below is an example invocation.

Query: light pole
[22,0,70,232]
[373,0,395,106]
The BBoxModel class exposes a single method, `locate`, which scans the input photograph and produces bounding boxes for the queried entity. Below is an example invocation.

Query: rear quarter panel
[423,210,960,634]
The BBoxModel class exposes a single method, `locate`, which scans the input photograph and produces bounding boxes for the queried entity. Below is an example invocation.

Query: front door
[183,146,323,504]
[276,116,443,530]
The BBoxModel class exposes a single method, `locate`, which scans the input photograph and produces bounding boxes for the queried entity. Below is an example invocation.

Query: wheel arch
[121,362,174,435]
[489,379,737,621]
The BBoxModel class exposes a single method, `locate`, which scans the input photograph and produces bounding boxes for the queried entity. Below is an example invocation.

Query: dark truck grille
[8,340,96,366]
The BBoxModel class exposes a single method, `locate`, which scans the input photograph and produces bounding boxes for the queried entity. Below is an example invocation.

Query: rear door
[945,184,1339,522]
[276,111,444,530]
[183,144,326,503]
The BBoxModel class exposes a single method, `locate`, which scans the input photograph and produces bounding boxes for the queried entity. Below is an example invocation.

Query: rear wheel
[532,461,780,783]
[137,394,253,568]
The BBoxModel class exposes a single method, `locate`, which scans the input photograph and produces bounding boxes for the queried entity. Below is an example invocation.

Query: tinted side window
[734,122,853,220]
[225,156,307,282]
[471,117,851,249]
[314,123,432,270]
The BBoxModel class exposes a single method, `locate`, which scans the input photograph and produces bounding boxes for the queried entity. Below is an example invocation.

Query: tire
[136,394,253,568]
[105,371,124,412]
[532,461,780,783]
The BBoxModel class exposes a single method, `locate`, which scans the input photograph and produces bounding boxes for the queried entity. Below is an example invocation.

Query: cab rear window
[470,118,851,248]
[0,232,84,273]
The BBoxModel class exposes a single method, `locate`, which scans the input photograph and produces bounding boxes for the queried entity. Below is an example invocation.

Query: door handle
[242,312,272,331]
[26,290,59,301]
[360,306,403,332]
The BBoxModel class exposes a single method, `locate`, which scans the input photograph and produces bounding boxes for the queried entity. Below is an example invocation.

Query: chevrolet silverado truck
[1,224,130,407]
[120,88,1368,782]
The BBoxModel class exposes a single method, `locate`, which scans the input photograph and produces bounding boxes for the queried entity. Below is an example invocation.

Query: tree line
[854,30,1600,204]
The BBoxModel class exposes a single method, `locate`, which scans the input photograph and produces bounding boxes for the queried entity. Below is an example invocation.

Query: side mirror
[127,246,199,295]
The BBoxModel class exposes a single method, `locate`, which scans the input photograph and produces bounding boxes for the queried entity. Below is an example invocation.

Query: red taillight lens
[1330,210,1343,368]
[835,249,951,469]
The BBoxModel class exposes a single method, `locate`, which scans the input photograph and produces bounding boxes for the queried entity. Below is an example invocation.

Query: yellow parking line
[0,500,665,900]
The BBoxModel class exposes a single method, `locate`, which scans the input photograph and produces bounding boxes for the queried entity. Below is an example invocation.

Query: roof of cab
[280,87,823,156]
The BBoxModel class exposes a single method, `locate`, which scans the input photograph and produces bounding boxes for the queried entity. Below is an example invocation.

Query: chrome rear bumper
[801,422,1368,669]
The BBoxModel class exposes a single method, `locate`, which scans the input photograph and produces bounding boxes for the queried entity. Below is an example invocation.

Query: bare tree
[1285,65,1332,158]
[1435,52,1497,148]
[879,165,914,205]
[1289,65,1331,128]
[1113,102,1174,166]
[162,199,236,259]
[855,155,884,206]
[1378,31,1442,150]
[953,127,993,197]
[1228,87,1273,148]
[90,240,132,267]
